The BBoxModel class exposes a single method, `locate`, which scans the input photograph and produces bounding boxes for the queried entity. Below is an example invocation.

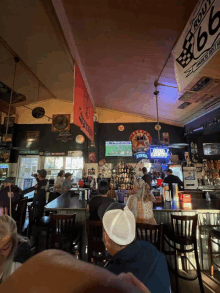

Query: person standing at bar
[163,169,183,198]
[61,173,72,194]
[54,170,65,195]
[141,167,152,189]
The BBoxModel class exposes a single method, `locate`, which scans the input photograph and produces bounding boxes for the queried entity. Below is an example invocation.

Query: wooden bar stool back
[86,220,107,266]
[50,213,76,252]
[164,214,204,293]
[136,223,163,251]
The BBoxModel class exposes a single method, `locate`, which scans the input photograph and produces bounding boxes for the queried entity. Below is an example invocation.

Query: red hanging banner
[73,63,94,141]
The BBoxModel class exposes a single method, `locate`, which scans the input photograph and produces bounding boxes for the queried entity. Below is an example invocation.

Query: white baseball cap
[103,205,136,246]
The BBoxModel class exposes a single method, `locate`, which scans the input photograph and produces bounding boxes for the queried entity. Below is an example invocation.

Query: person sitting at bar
[163,169,183,197]
[61,173,72,194]
[0,178,20,212]
[1,249,151,293]
[126,179,156,224]
[0,215,28,283]
[54,170,65,195]
[141,167,152,189]
[87,180,114,221]
[98,203,171,293]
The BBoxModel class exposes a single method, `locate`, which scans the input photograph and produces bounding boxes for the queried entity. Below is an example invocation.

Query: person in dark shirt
[98,202,171,293]
[0,178,20,209]
[87,180,114,221]
[23,169,48,207]
[142,167,152,189]
[163,169,184,198]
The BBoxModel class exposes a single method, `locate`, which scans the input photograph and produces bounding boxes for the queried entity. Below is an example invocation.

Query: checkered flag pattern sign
[176,31,194,68]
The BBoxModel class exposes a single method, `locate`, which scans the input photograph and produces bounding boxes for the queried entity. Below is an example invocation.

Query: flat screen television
[105,141,132,157]
[203,143,220,155]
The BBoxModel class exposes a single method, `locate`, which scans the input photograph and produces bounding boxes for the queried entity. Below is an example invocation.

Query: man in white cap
[98,203,171,293]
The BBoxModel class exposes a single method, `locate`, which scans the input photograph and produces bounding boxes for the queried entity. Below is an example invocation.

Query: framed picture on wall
[26,131,40,142]
[88,152,96,163]
[4,117,15,127]
[88,168,95,175]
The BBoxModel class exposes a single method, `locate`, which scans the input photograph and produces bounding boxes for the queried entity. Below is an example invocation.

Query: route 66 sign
[174,0,220,91]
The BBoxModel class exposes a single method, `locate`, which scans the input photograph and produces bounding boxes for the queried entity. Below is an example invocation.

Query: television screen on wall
[203,143,220,156]
[105,141,132,157]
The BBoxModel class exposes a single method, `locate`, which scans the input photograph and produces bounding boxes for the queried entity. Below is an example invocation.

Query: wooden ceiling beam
[0,100,16,115]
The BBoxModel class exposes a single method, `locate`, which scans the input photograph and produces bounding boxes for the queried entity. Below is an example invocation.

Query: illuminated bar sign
[150,147,169,159]
[134,152,148,159]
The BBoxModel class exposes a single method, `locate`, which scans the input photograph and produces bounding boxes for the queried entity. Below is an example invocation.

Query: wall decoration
[0,150,10,163]
[118,125,124,131]
[88,152,96,163]
[32,107,45,119]
[73,63,94,141]
[162,132,170,144]
[155,124,161,131]
[57,130,73,143]
[2,134,12,142]
[129,130,152,152]
[88,168,95,175]
[98,159,106,166]
[26,131,40,142]
[90,141,96,148]
[75,134,85,144]
[4,117,15,127]
[52,114,70,131]
[68,151,83,157]
[98,163,112,178]
[19,150,39,155]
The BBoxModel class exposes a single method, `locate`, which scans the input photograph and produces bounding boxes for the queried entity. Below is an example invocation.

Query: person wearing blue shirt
[98,202,171,293]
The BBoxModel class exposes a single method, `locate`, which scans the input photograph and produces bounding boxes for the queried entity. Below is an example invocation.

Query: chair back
[28,205,45,223]
[136,223,163,251]
[171,214,198,238]
[107,190,116,199]
[86,220,106,265]
[15,197,28,233]
[50,213,76,248]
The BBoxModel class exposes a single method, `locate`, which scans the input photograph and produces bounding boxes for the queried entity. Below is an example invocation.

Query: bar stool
[208,227,220,277]
[163,214,204,293]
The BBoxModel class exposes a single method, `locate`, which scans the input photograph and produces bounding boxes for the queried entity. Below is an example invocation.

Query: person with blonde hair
[127,178,156,224]
[0,215,27,283]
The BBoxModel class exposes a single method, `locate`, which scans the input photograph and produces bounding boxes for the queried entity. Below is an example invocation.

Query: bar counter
[45,192,220,269]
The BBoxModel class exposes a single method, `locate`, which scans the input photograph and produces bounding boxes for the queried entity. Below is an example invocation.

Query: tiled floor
[169,270,220,292]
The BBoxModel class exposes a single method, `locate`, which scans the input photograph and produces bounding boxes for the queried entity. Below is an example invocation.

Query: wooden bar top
[153,198,220,212]
[45,191,87,210]
[45,190,220,213]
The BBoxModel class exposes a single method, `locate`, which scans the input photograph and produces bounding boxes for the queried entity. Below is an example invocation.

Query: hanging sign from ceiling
[150,147,169,159]
[129,130,152,153]
[73,63,94,142]
[173,0,220,92]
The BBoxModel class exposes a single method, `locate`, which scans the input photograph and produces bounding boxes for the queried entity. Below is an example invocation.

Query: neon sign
[150,147,169,159]
[134,152,148,159]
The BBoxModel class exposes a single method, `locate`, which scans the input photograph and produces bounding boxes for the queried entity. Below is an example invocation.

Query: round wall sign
[75,135,85,144]
[155,124,161,131]
[118,125,124,131]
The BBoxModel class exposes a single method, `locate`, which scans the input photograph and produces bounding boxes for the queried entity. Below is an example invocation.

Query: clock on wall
[76,135,85,144]
[52,114,70,131]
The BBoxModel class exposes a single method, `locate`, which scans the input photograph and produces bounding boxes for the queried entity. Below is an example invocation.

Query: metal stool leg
[174,242,179,293]
[208,232,214,277]
[194,242,205,293]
